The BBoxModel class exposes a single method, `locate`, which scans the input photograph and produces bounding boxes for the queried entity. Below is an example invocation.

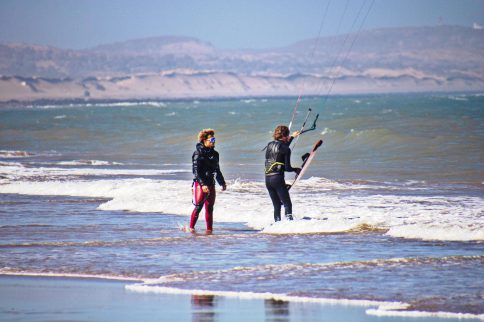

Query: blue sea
[0,93,483,320]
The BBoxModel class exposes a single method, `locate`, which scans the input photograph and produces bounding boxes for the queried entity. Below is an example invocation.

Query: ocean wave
[0,161,188,180]
[57,160,124,166]
[126,283,402,308]
[366,306,484,320]
[130,255,484,318]
[0,150,33,158]
[387,224,484,241]
[0,270,142,282]
[2,256,482,319]
[447,95,469,101]
[0,176,482,242]
[127,284,484,320]
[0,236,183,248]
[0,224,52,228]
[126,253,484,321]
[152,255,484,284]
[26,101,169,109]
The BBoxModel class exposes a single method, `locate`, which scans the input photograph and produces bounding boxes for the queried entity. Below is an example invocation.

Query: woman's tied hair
[198,128,215,142]
[273,125,289,140]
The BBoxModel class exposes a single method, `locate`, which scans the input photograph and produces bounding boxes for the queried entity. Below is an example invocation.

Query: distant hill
[1,25,483,103]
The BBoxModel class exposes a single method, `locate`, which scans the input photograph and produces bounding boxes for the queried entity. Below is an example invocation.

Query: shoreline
[0,90,482,108]
[1,273,483,321]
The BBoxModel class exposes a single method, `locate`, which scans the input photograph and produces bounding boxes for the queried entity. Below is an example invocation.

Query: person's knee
[281,199,292,208]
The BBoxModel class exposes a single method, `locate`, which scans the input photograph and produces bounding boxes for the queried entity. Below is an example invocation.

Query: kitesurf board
[289,139,323,189]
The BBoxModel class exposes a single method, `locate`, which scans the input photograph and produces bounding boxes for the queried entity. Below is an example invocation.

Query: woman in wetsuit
[190,128,226,232]
[264,125,301,222]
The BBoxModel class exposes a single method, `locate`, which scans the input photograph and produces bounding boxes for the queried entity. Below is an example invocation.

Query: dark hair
[273,125,289,140]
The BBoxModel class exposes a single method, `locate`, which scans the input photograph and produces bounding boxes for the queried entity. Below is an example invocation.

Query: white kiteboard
[288,139,323,190]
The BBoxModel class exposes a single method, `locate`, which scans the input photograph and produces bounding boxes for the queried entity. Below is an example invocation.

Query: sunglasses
[207,137,216,143]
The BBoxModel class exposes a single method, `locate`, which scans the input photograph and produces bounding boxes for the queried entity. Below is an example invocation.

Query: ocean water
[0,93,483,320]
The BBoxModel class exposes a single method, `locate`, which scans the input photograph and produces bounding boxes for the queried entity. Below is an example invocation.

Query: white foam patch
[125,283,403,308]
[27,101,168,109]
[0,161,188,179]
[366,307,484,320]
[261,218,362,234]
[57,160,123,166]
[387,224,484,242]
[0,150,33,158]
[0,270,142,282]
[0,168,482,241]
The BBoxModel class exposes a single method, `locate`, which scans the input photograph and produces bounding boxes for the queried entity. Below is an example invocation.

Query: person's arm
[286,131,301,145]
[215,152,227,190]
[192,150,207,186]
[284,146,301,174]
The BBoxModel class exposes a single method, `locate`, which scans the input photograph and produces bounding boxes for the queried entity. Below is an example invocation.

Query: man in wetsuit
[264,125,301,222]
[190,128,226,232]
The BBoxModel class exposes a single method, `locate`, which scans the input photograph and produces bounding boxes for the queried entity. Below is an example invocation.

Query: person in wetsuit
[264,125,301,222]
[190,128,227,232]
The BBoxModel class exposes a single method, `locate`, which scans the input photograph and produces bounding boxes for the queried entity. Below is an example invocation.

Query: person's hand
[294,168,302,175]
[222,184,227,191]
[202,186,210,193]
[291,131,301,138]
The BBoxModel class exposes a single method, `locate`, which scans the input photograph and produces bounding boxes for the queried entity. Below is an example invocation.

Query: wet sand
[2,275,481,322]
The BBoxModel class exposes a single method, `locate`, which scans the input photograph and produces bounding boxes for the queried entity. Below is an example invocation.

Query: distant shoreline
[1,90,482,108]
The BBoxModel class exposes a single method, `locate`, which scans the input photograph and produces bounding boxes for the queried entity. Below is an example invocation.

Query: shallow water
[0,94,483,319]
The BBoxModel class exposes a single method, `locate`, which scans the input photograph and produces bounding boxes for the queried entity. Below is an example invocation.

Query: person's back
[264,125,300,222]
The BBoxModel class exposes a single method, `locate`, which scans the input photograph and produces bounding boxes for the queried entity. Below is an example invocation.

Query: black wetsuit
[264,139,298,221]
[192,143,225,187]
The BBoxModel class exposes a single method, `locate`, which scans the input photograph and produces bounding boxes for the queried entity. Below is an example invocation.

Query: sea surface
[0,93,483,320]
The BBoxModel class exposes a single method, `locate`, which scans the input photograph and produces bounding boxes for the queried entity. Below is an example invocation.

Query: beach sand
[1,275,479,322]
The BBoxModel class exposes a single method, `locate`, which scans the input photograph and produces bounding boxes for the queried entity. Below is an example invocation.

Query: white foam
[387,224,484,241]
[367,307,484,320]
[27,101,168,109]
[57,160,123,166]
[241,99,256,104]
[0,270,142,282]
[0,150,33,158]
[125,283,402,308]
[448,95,469,101]
[261,218,362,234]
[126,274,484,320]
[0,161,188,179]
[0,171,482,241]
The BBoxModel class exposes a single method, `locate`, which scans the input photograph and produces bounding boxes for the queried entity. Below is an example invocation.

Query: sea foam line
[0,270,142,282]
[125,284,484,320]
[146,255,484,283]
[366,307,484,320]
[125,283,403,308]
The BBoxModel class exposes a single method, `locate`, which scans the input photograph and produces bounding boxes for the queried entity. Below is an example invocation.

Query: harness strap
[265,161,284,174]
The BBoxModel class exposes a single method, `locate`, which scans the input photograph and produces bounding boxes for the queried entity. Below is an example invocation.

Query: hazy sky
[0,0,483,49]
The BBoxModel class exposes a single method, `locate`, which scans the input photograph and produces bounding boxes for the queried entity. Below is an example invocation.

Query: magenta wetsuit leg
[205,186,216,230]
[190,181,205,229]
[190,182,216,230]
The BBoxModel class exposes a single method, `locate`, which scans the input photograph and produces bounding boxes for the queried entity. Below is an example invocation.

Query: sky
[0,0,483,50]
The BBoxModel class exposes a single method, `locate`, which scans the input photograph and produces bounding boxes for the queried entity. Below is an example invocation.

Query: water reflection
[192,294,216,322]
[265,299,290,321]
